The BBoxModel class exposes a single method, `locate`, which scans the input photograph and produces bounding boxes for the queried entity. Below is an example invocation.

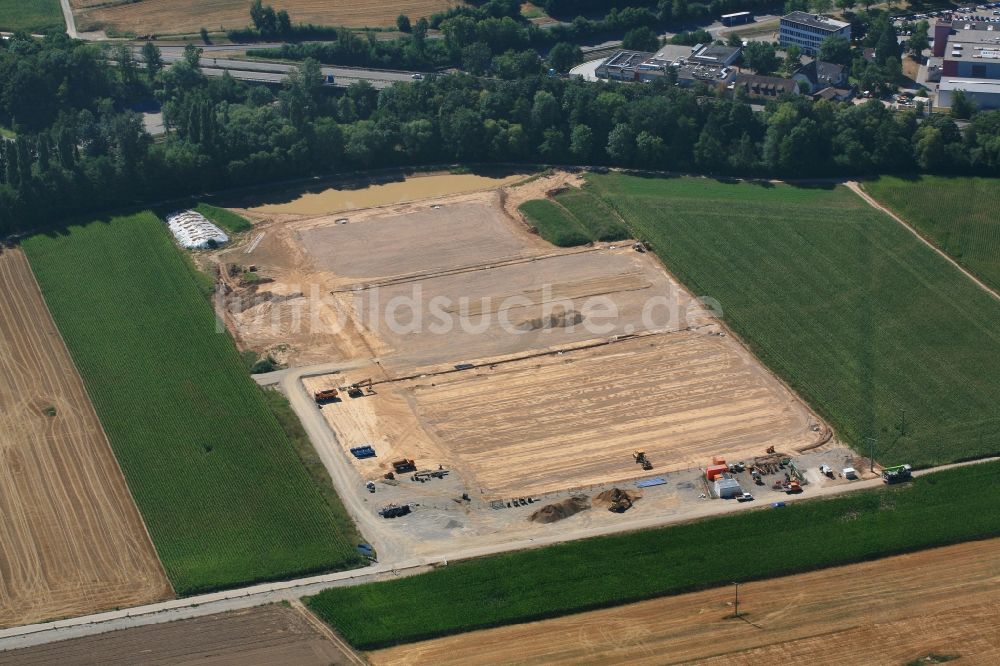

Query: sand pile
[593,488,642,513]
[529,495,591,523]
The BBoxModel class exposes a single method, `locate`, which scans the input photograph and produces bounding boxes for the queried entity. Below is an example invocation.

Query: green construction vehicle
[882,464,912,484]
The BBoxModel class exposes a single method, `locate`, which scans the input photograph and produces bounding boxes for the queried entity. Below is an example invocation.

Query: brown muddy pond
[248,172,528,216]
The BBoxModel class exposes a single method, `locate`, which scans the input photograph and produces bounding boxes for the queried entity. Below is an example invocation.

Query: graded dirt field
[228,176,824,499]
[369,538,1000,665]
[74,0,461,35]
[0,603,360,665]
[313,332,819,498]
[0,248,172,628]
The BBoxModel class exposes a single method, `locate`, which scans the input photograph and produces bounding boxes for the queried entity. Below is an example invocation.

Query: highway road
[151,52,422,89]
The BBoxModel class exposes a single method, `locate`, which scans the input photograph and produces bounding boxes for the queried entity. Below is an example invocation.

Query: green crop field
[863,176,1000,293]
[580,174,1000,467]
[519,189,628,246]
[519,199,591,246]
[553,189,630,242]
[0,0,63,32]
[23,212,364,594]
[194,202,253,234]
[309,460,1000,649]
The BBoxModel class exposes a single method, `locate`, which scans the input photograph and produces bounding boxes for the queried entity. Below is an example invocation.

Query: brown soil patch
[0,603,359,665]
[369,538,1000,665]
[74,0,461,35]
[529,495,590,523]
[0,248,172,628]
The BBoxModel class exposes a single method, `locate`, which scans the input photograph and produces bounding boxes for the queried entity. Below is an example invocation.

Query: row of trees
[3,34,1000,239]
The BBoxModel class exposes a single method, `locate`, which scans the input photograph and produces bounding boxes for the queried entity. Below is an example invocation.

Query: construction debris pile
[594,488,642,513]
[529,495,591,523]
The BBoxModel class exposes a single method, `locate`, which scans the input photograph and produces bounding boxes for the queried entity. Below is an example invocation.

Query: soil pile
[594,488,642,513]
[517,308,585,331]
[529,495,591,523]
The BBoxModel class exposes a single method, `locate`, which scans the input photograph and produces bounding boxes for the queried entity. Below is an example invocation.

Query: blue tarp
[635,477,667,488]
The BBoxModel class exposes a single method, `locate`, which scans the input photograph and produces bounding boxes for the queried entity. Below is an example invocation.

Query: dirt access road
[371,538,1000,665]
[0,248,172,628]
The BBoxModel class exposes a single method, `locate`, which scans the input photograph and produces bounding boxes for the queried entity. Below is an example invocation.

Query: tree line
[2,33,999,238]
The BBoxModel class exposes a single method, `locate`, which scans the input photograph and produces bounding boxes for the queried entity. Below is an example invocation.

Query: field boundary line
[848,181,1000,302]
[289,599,368,666]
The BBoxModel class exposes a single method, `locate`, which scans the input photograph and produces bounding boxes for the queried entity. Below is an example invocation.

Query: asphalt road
[153,52,421,89]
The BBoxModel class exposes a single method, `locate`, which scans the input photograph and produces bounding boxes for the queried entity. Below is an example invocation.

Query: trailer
[392,458,417,473]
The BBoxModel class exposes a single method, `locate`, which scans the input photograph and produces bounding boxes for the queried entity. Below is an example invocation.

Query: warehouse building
[779,12,852,55]
[938,78,1000,109]
[714,477,744,499]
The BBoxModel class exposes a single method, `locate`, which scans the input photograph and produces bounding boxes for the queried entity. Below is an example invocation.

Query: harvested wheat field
[0,602,361,665]
[370,538,1000,665]
[0,248,171,628]
[74,0,461,35]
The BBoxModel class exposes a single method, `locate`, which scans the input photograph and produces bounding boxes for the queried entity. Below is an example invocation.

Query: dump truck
[314,388,339,403]
[882,464,912,484]
[392,458,417,474]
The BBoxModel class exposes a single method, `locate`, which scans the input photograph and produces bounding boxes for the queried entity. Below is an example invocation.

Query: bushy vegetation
[0,0,63,33]
[308,460,1000,649]
[23,212,364,594]
[193,202,253,233]
[863,176,1000,293]
[585,174,1000,467]
[519,199,592,246]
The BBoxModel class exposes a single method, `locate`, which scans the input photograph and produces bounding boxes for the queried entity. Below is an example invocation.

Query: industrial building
[597,44,740,86]
[932,19,1000,79]
[779,12,852,55]
[714,477,744,499]
[938,77,1000,109]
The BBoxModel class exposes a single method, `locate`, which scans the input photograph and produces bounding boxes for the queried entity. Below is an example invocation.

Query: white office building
[779,12,852,55]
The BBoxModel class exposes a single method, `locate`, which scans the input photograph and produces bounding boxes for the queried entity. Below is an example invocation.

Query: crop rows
[863,175,1000,293]
[519,189,628,246]
[584,174,1000,467]
[23,212,363,595]
[308,460,1000,649]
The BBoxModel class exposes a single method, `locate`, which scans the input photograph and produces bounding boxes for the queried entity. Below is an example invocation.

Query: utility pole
[865,436,877,473]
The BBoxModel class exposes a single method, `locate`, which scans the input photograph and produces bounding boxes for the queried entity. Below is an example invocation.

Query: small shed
[714,477,743,499]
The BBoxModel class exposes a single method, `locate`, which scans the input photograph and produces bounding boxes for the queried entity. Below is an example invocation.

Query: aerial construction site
[214,172,845,557]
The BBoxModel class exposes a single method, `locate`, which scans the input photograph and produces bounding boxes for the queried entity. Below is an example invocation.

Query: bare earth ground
[219,172,825,503]
[0,603,360,666]
[370,538,1000,666]
[73,0,461,35]
[0,248,172,628]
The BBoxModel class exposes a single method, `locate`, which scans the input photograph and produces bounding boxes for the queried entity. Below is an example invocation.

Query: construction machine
[392,458,417,474]
[633,450,654,470]
[346,378,374,398]
[882,464,912,484]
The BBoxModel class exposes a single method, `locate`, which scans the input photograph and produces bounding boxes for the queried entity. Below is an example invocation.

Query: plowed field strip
[0,248,171,629]
[369,538,1000,665]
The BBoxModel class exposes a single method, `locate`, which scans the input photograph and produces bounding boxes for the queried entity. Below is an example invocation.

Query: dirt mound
[517,308,585,331]
[593,488,642,512]
[529,495,591,523]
